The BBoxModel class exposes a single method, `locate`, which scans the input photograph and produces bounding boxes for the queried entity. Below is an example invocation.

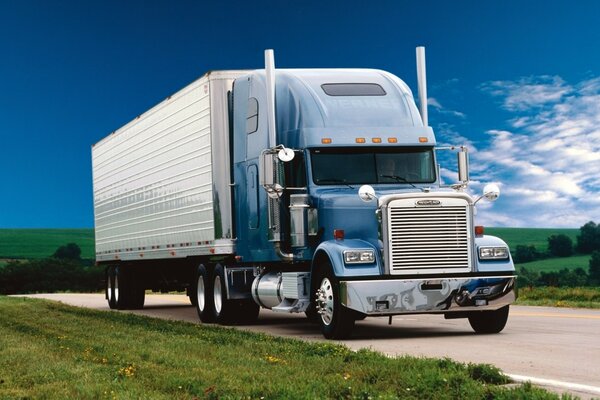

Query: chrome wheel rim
[107,273,113,303]
[114,274,119,304]
[197,275,205,312]
[214,275,222,314]
[316,277,334,325]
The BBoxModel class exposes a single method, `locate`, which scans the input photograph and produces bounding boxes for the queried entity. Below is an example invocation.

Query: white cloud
[480,76,572,111]
[439,74,600,228]
[428,97,466,118]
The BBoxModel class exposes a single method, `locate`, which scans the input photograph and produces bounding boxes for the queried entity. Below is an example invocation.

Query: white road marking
[507,374,600,396]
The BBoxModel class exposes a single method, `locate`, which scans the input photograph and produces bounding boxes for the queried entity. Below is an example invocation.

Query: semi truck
[92,48,516,339]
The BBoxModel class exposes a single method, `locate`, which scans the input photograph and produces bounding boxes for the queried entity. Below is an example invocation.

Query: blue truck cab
[225,53,515,339]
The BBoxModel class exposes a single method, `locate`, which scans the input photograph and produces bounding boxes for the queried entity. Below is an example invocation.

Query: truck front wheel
[468,305,510,334]
[315,264,355,339]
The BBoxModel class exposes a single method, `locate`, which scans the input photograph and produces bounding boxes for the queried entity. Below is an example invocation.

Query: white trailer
[92,71,245,263]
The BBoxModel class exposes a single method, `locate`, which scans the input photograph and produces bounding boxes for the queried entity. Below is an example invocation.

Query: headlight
[343,250,375,264]
[478,246,509,260]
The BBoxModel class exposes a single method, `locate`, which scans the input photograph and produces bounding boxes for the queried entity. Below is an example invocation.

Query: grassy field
[0,229,95,260]
[486,227,579,254]
[516,255,590,273]
[0,296,559,400]
[516,286,600,308]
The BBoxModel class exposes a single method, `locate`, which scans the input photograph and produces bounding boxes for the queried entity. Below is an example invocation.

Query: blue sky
[1,0,599,228]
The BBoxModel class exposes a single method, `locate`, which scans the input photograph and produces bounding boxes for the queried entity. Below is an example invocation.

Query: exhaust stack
[416,46,428,127]
[265,49,277,148]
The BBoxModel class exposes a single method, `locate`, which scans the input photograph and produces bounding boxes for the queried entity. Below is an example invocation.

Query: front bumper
[340,276,516,315]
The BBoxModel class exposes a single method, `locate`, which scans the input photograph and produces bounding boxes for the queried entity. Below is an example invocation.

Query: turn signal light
[334,229,345,240]
[475,226,485,236]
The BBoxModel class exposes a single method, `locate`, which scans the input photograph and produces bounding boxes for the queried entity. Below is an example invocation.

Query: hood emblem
[416,199,441,207]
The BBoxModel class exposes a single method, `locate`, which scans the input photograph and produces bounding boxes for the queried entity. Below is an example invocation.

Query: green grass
[0,296,561,400]
[486,227,579,254]
[516,255,590,273]
[0,229,94,260]
[516,287,600,308]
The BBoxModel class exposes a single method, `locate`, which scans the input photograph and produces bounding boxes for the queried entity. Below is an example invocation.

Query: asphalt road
[20,293,600,399]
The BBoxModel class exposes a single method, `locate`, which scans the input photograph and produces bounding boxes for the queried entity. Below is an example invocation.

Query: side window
[246,97,258,134]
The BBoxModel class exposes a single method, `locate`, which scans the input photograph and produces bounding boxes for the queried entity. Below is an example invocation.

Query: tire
[112,265,145,310]
[212,264,235,324]
[315,262,355,339]
[212,264,260,325]
[468,305,510,334]
[114,266,130,310]
[195,264,215,323]
[127,267,145,310]
[106,266,117,309]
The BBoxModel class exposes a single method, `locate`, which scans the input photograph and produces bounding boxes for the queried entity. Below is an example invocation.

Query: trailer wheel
[195,264,215,323]
[315,262,355,339]
[468,305,510,334]
[106,266,117,309]
[127,267,145,310]
[114,266,130,310]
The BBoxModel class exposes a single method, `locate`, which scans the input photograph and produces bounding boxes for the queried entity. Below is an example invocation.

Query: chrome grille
[388,203,471,274]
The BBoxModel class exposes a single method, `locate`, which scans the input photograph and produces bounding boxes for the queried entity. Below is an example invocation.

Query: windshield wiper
[379,175,424,192]
[315,178,355,189]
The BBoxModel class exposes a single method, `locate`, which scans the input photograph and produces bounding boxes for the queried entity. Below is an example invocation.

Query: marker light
[321,138,332,144]
[388,137,398,143]
[333,229,345,240]
[356,138,366,143]
[419,137,429,143]
[475,226,485,236]
[372,138,382,143]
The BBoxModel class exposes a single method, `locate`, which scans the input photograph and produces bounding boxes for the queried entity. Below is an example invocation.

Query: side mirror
[278,147,295,162]
[482,183,500,202]
[358,185,377,203]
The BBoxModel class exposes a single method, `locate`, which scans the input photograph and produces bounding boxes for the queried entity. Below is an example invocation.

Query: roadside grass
[516,287,600,309]
[515,255,591,273]
[486,227,578,254]
[0,228,95,260]
[0,296,561,400]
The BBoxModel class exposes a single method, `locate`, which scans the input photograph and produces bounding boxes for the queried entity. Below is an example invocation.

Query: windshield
[311,147,436,185]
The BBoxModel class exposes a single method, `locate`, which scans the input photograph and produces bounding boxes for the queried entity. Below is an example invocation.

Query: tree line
[0,243,104,295]
[513,221,600,287]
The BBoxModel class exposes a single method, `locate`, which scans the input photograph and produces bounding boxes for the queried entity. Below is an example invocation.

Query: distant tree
[53,243,81,260]
[576,221,600,254]
[547,234,574,257]
[513,245,539,264]
[589,251,600,285]
[517,267,540,288]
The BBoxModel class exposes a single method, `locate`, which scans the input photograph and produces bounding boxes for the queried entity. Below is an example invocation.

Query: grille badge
[415,199,441,207]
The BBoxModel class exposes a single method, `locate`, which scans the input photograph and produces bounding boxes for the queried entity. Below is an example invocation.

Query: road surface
[20,293,600,399]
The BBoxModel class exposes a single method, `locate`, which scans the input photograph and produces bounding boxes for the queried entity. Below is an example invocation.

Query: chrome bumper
[340,276,516,315]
